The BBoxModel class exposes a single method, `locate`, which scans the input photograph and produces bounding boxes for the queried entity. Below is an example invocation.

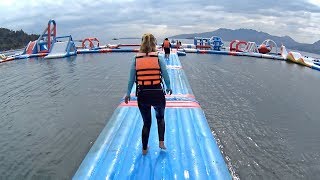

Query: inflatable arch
[82,37,100,49]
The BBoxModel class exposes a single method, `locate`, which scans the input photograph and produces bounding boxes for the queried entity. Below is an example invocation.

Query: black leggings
[137,86,166,150]
[164,48,170,55]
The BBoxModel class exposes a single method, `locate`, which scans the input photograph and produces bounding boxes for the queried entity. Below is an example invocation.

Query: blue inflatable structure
[194,36,224,51]
[210,36,224,51]
[73,53,231,180]
[44,35,77,59]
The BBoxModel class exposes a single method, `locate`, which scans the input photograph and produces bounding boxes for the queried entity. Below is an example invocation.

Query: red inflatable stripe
[119,101,199,108]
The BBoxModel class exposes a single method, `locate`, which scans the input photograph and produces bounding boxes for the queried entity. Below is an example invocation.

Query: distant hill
[170,28,319,54]
[0,28,39,51]
[119,37,140,39]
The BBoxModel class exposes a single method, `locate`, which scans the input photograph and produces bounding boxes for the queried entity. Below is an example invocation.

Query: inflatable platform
[73,53,231,180]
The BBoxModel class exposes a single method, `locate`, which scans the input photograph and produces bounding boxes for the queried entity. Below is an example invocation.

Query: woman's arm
[126,57,136,96]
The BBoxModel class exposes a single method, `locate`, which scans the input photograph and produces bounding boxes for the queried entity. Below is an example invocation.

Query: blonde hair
[139,33,157,53]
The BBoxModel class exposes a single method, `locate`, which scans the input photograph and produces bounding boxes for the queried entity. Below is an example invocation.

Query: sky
[1,0,320,44]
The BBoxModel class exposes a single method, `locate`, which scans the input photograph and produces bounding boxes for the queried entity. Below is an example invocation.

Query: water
[1,50,320,179]
[180,54,320,179]
[0,53,132,179]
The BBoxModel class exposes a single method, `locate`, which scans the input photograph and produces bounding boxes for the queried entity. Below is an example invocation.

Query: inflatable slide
[45,35,77,59]
[281,45,320,71]
[22,19,56,57]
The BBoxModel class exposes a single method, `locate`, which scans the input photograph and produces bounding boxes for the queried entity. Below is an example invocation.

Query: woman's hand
[125,95,130,104]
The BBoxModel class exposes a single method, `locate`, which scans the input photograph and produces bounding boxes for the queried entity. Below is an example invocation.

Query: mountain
[0,28,39,51]
[170,28,319,54]
[313,40,320,46]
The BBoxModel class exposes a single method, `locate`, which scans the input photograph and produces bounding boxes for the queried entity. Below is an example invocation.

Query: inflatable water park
[1,19,320,179]
[1,19,319,71]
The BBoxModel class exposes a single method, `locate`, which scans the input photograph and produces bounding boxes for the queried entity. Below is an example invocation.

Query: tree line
[0,28,39,51]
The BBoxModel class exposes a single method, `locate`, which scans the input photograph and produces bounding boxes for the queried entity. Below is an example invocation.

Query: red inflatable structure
[257,39,278,54]
[82,38,100,49]
[258,44,271,54]
[230,40,247,52]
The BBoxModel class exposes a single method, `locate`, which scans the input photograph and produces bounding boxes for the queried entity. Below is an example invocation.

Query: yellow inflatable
[0,53,7,60]
[280,45,313,67]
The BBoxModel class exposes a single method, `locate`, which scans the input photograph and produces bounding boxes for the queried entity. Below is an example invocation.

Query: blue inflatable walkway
[73,53,231,180]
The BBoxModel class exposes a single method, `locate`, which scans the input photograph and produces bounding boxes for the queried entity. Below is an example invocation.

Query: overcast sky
[1,0,320,44]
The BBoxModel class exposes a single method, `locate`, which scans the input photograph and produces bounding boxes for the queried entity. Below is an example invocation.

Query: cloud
[1,0,319,43]
[308,0,320,7]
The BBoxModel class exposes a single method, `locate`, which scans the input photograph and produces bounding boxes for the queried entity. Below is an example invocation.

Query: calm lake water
[181,54,320,179]
[1,45,320,179]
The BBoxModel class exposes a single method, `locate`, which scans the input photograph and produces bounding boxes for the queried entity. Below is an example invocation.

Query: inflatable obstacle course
[73,53,231,180]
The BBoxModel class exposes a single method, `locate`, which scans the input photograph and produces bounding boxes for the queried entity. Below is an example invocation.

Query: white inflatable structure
[280,45,320,70]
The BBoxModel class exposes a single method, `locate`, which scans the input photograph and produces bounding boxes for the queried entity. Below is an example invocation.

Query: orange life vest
[163,40,170,48]
[135,52,162,86]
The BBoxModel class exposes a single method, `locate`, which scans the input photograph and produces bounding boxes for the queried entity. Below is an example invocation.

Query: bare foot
[142,147,148,155]
[159,141,167,150]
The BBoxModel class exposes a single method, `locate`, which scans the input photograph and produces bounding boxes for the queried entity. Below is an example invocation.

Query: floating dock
[73,52,231,179]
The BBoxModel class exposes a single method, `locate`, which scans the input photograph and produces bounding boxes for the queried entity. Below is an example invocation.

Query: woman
[125,33,172,155]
